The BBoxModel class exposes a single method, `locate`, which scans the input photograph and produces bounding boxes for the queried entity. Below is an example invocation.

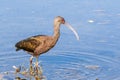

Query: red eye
[62,19,65,24]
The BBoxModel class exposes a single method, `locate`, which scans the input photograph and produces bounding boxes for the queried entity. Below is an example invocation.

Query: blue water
[0,0,120,80]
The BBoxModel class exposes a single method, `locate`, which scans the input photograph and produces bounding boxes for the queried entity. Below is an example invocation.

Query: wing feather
[15,38,41,52]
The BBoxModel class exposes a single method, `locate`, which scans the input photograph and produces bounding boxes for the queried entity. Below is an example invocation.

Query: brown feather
[15,38,41,53]
[15,16,67,57]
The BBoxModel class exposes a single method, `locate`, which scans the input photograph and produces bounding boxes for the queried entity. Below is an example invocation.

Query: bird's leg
[35,56,39,75]
[35,56,43,78]
[30,56,33,75]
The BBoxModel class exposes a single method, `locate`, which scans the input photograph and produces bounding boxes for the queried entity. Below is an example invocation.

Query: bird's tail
[16,48,20,51]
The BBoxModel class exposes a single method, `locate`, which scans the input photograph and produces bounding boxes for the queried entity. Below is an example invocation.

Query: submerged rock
[85,65,100,70]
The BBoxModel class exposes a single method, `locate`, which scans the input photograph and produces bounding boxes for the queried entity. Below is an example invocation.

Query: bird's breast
[35,38,57,55]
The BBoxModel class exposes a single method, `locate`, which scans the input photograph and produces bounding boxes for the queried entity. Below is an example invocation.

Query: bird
[15,16,79,74]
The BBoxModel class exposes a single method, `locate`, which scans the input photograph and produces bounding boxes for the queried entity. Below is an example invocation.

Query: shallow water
[0,0,120,80]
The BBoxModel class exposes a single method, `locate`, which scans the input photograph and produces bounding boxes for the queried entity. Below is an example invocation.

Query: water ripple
[43,50,120,80]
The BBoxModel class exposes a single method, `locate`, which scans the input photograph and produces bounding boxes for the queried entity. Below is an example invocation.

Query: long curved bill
[64,22,80,40]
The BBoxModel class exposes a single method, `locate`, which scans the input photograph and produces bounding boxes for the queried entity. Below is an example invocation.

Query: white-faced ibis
[15,16,79,72]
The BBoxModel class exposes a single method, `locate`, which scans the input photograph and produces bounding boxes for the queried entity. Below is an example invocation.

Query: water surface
[0,0,120,80]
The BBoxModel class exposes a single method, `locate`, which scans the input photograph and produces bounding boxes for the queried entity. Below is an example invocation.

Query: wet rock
[85,65,100,70]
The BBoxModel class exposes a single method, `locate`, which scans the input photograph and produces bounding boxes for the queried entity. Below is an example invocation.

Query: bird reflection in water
[13,64,45,80]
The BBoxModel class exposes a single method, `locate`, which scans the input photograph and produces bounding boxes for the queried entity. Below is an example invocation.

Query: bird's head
[54,16,80,40]
[54,16,65,24]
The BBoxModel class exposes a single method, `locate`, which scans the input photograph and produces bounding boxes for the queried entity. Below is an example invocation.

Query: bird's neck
[53,23,60,41]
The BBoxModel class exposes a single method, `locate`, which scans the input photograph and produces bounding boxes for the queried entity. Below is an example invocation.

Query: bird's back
[15,35,43,53]
[15,34,59,56]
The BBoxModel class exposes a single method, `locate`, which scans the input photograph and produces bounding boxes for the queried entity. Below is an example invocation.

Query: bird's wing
[15,37,42,52]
